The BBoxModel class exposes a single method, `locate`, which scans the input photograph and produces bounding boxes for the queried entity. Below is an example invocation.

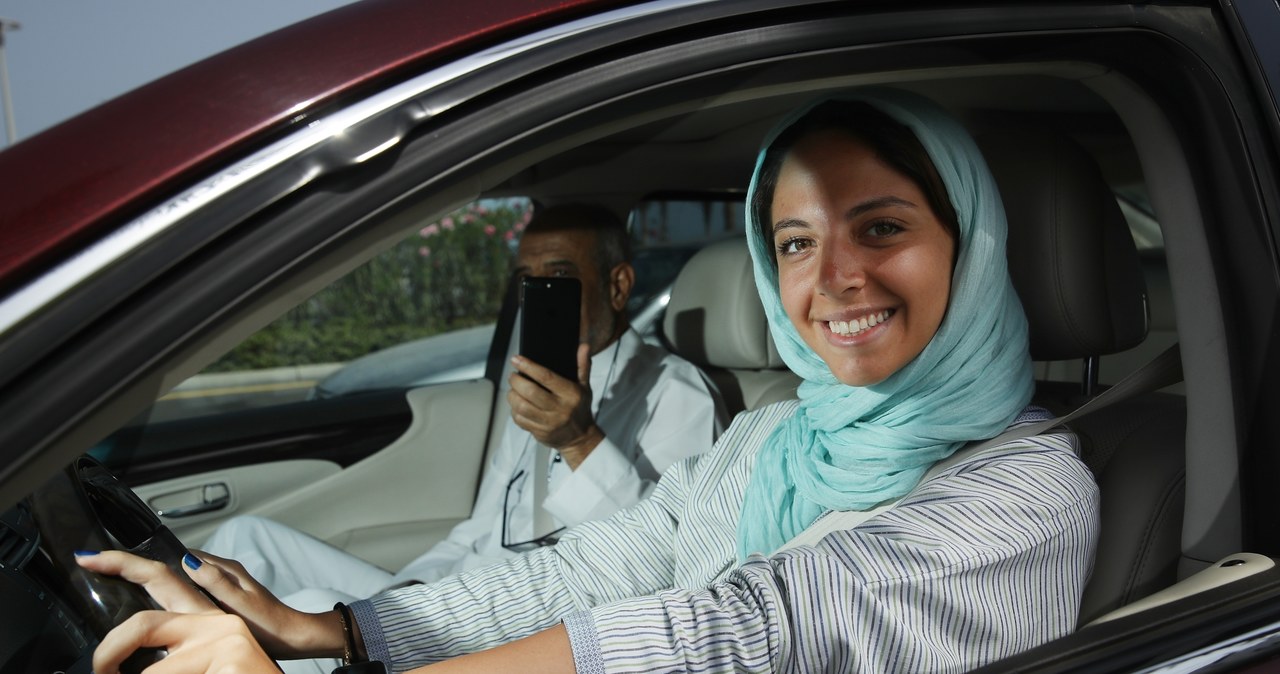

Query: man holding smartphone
[203,203,727,613]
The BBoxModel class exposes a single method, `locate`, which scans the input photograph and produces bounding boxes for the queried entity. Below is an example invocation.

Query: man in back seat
[203,202,727,608]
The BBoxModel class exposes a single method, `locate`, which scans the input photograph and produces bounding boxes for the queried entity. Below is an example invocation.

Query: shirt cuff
[563,610,606,674]
[544,437,636,526]
[349,598,392,669]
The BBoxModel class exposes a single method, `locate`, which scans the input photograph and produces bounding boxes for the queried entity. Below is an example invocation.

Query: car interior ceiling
[34,47,1231,632]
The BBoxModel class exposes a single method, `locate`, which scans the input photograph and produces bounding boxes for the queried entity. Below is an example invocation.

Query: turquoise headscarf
[736,89,1034,560]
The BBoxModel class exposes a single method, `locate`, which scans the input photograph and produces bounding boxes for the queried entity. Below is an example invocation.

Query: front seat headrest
[662,238,784,370]
[980,131,1148,360]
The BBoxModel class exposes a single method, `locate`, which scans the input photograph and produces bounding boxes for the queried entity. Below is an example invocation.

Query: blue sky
[0,0,360,143]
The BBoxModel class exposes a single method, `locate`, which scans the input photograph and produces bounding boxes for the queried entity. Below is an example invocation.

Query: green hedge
[205,199,531,372]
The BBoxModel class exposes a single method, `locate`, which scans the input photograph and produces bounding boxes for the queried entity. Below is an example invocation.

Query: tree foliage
[205,199,533,372]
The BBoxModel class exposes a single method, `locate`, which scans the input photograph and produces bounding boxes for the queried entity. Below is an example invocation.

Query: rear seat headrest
[662,238,784,370]
[979,131,1149,360]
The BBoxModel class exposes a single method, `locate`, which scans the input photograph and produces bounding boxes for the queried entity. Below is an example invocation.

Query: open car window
[89,198,530,481]
[155,197,530,415]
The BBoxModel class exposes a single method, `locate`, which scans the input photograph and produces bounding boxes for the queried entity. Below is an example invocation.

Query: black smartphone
[519,276,582,381]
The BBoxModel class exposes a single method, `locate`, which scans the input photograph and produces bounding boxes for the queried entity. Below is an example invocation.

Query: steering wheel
[13,455,195,672]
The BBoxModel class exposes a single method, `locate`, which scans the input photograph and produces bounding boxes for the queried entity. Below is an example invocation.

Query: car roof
[0,0,621,296]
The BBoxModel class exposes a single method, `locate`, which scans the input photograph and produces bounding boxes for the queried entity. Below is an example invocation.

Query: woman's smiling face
[772,129,956,387]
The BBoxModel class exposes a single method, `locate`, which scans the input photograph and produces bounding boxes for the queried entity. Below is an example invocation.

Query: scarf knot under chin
[735,89,1034,561]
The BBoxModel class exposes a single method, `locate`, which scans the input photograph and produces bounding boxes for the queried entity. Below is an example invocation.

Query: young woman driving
[78,89,1099,674]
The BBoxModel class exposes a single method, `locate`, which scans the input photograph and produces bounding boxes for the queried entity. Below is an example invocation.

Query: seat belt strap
[776,344,1183,554]
[532,442,556,537]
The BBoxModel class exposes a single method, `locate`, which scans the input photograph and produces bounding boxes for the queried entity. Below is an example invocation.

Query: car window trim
[0,0,727,340]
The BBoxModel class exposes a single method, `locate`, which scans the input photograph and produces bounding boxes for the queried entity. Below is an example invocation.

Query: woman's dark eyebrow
[772,218,809,234]
[772,197,918,234]
[848,195,918,219]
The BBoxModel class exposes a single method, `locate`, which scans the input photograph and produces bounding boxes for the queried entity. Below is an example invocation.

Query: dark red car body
[0,0,620,293]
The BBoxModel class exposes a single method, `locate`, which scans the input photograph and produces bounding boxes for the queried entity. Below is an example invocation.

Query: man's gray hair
[526,203,632,278]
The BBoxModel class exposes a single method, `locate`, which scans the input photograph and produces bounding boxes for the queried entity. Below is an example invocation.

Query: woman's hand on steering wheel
[75,550,276,674]
[76,549,340,672]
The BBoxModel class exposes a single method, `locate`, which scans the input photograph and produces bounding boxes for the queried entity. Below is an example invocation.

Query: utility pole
[0,17,20,146]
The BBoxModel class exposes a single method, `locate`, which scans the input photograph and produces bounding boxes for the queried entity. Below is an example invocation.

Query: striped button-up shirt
[352,401,1099,673]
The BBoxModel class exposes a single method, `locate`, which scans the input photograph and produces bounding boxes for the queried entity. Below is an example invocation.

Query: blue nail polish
[183,553,202,570]
[73,549,99,556]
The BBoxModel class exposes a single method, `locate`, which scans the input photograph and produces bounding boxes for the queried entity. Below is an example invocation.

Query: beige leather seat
[661,238,800,416]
